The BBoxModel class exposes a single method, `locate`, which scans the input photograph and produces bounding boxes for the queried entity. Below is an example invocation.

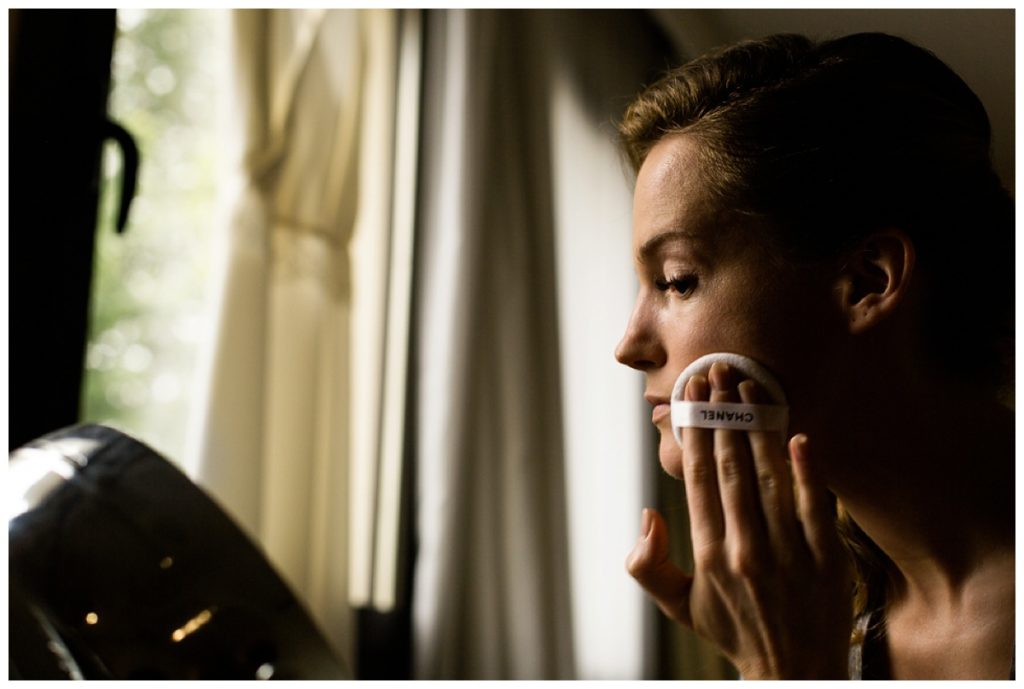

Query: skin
[615,133,1015,679]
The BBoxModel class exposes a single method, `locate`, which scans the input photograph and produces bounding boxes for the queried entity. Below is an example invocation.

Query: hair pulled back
[620,32,1011,391]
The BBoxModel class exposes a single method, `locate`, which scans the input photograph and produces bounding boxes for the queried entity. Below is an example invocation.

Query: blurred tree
[82,9,228,462]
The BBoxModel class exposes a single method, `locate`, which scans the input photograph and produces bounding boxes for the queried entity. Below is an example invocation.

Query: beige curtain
[411,9,674,680]
[186,7,727,680]
[412,9,574,678]
[185,8,403,668]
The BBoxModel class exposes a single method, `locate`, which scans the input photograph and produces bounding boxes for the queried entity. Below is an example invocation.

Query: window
[82,9,228,461]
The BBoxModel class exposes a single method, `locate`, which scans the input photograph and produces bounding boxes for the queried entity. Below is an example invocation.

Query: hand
[626,361,853,679]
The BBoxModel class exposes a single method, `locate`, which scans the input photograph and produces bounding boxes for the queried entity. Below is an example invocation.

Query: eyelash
[654,274,698,297]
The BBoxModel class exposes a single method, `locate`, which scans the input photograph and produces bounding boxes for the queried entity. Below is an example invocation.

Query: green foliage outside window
[82,9,228,462]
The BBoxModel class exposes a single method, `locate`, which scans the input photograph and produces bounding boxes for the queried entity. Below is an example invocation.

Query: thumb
[626,507,694,628]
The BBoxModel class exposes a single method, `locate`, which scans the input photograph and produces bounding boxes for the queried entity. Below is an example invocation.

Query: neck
[816,371,1014,606]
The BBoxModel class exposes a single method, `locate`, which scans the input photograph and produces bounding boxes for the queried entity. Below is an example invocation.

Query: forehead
[632,134,724,254]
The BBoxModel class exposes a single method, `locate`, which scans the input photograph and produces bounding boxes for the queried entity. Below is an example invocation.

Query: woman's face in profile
[615,134,839,478]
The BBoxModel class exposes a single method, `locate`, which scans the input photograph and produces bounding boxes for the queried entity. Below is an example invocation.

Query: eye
[654,274,697,297]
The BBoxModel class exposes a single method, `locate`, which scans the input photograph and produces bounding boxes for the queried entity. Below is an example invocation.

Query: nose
[615,302,665,372]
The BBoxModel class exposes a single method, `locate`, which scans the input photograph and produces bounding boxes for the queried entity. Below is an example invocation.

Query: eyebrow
[635,229,702,263]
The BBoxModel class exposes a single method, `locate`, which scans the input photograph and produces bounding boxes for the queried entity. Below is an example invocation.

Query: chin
[658,430,684,480]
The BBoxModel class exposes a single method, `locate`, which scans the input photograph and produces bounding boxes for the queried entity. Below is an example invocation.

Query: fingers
[789,434,839,567]
[737,379,799,557]
[709,362,767,569]
[680,373,725,556]
[676,360,834,578]
[626,507,694,628]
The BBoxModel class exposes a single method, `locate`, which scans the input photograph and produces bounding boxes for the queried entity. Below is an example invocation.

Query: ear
[835,229,916,335]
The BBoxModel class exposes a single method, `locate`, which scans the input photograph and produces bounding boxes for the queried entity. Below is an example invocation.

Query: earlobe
[836,230,916,335]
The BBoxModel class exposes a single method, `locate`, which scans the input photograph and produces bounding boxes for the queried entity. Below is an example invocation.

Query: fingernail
[627,538,646,571]
[738,379,758,404]
[790,433,809,460]
[685,375,709,401]
[709,361,731,391]
[641,508,653,539]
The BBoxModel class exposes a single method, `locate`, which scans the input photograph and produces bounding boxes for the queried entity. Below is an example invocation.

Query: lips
[645,394,671,425]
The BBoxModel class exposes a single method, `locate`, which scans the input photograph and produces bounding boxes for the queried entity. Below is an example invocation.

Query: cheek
[659,307,723,367]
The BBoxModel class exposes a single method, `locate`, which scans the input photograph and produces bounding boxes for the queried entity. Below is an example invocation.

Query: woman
[614,33,1014,679]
